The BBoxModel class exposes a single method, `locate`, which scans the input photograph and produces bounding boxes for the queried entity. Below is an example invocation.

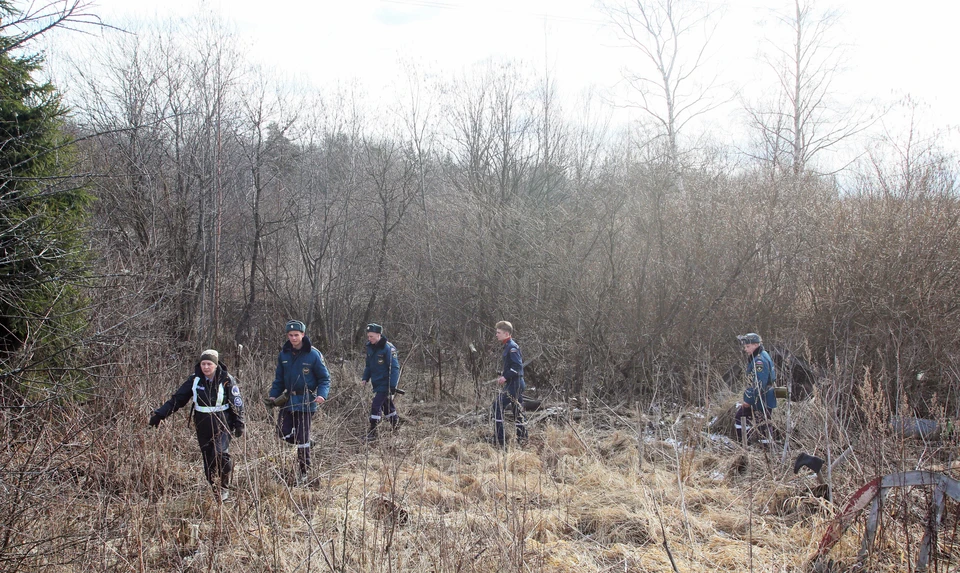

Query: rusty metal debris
[811,471,960,571]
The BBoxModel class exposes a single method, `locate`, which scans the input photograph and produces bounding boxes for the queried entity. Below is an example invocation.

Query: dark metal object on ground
[891,416,943,440]
[794,452,825,476]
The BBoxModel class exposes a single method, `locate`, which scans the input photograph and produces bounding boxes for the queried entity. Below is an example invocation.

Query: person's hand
[497,376,506,386]
[148,412,162,427]
[314,395,325,405]
[233,426,244,438]
[263,395,276,408]
[357,379,366,387]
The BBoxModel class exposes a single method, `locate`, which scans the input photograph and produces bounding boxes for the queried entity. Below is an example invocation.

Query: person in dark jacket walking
[359,323,401,442]
[264,320,331,483]
[734,332,777,445]
[492,320,528,447]
[149,349,245,501]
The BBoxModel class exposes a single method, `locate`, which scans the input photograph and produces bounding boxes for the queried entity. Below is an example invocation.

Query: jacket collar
[193,363,229,382]
[283,336,314,354]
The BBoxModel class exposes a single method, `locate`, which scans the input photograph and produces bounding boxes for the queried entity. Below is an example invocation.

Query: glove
[233,426,244,438]
[263,395,276,408]
[148,412,162,427]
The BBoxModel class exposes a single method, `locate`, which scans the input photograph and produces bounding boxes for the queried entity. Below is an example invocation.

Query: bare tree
[0,0,101,55]
[233,68,299,346]
[743,0,868,176]
[603,0,722,182]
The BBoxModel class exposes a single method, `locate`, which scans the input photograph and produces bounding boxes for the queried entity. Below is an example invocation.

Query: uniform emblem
[377,356,385,365]
[234,397,243,407]
[302,366,311,375]
[755,359,764,372]
[509,348,518,353]
[231,386,241,396]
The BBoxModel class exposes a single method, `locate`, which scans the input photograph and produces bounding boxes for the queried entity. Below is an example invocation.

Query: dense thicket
[54,15,958,420]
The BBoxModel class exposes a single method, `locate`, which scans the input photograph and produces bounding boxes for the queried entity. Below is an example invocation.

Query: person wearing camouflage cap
[149,349,245,501]
[734,332,777,446]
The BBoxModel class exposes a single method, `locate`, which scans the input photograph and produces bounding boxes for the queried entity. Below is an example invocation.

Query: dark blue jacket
[500,338,525,393]
[362,336,400,393]
[270,336,330,413]
[743,347,776,411]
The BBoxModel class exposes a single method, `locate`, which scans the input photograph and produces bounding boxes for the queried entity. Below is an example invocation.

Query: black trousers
[195,413,232,487]
[734,403,772,445]
[493,384,527,445]
[369,391,399,429]
[276,409,314,474]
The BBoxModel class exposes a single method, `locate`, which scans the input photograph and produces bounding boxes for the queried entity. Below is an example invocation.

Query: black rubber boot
[365,419,378,443]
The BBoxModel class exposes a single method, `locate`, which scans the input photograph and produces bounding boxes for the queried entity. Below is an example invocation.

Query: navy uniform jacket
[500,338,525,393]
[362,336,400,393]
[269,336,331,413]
[744,347,777,411]
[153,363,245,435]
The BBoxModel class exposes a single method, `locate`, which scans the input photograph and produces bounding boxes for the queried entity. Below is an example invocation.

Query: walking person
[734,332,777,446]
[264,320,331,484]
[358,323,401,442]
[149,349,245,501]
[492,320,528,447]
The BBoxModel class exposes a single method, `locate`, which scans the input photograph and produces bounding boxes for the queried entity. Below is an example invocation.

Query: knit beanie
[199,349,220,364]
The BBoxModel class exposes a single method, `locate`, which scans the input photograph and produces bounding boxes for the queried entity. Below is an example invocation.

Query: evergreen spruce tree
[0,0,92,394]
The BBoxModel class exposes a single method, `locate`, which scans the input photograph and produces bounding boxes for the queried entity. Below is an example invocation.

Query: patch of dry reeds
[4,358,960,573]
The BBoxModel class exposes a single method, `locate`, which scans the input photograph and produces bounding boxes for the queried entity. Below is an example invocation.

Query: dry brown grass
[5,370,960,573]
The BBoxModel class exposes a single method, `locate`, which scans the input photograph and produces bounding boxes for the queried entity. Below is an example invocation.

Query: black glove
[148,412,163,427]
[263,395,276,408]
[233,426,244,438]
[389,387,405,395]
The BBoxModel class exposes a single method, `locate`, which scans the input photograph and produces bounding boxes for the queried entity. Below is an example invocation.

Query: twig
[654,505,681,573]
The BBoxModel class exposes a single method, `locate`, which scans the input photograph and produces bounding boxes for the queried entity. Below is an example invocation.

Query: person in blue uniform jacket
[149,349,245,501]
[492,320,528,447]
[359,323,401,442]
[734,332,777,445]
[264,320,331,483]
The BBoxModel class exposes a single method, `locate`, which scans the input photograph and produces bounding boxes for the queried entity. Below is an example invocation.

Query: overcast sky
[66,0,960,157]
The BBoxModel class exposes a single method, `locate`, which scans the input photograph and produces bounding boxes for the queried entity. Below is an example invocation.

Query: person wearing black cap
[734,332,777,445]
[359,323,401,442]
[265,320,331,483]
[149,349,245,501]
[492,320,528,447]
